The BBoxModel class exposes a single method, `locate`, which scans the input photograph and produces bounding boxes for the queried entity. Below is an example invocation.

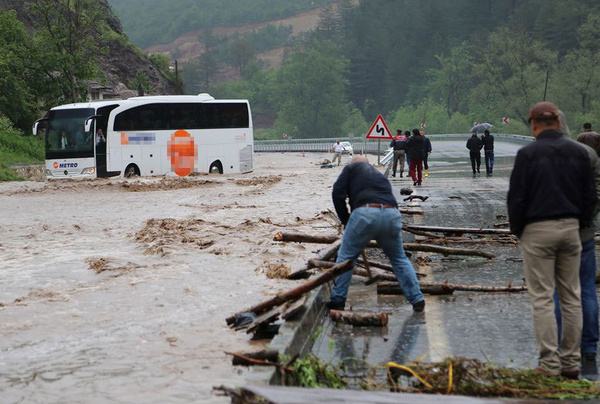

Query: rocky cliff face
[0,0,175,95]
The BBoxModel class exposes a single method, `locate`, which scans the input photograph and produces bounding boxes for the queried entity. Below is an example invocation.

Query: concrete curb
[245,284,331,386]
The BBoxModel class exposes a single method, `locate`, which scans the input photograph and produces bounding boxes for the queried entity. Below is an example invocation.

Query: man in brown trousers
[508,102,597,378]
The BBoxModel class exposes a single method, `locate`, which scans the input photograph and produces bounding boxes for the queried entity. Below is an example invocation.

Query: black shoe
[417,181,422,186]
[400,173,403,177]
[392,173,396,177]
[412,300,425,312]
[477,169,480,173]
[326,300,346,311]
[561,368,580,380]
[413,181,417,186]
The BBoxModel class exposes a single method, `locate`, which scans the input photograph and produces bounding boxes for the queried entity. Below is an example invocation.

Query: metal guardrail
[254,134,533,153]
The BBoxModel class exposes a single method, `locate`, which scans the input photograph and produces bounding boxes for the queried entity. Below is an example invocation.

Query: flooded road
[0,153,345,403]
[312,140,600,385]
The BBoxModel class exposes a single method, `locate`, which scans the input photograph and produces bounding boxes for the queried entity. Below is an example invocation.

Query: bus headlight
[81,167,95,175]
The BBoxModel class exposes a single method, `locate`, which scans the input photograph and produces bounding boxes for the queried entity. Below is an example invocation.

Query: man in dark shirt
[466,132,483,175]
[406,129,425,185]
[508,101,596,378]
[328,155,424,311]
[481,130,494,174]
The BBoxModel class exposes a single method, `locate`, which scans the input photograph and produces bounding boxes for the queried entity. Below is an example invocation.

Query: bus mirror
[32,118,47,136]
[84,114,102,133]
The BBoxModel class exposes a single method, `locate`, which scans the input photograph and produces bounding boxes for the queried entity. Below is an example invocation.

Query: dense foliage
[203,0,600,138]
[108,0,337,48]
[0,116,44,181]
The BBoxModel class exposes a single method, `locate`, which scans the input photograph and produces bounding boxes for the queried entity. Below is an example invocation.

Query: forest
[107,0,338,48]
[3,0,600,144]
[171,0,600,138]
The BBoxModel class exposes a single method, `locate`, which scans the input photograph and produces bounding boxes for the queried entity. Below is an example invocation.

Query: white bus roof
[49,95,249,112]
[51,100,123,111]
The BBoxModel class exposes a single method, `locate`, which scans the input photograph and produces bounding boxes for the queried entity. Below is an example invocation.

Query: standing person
[421,129,432,177]
[327,154,425,312]
[481,130,495,174]
[96,128,106,145]
[578,123,600,156]
[466,132,483,175]
[331,140,343,166]
[554,113,600,370]
[508,101,597,378]
[390,129,407,177]
[406,129,425,186]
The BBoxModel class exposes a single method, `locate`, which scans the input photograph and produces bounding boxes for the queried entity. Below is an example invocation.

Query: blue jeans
[484,150,494,173]
[330,207,424,305]
[555,238,599,354]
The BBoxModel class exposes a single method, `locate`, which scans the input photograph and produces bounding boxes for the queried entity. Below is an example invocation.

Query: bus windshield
[46,108,94,159]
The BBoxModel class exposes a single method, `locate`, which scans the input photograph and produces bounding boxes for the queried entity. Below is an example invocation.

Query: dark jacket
[390,137,407,151]
[406,134,425,161]
[481,134,494,151]
[507,130,597,238]
[466,135,483,153]
[332,162,397,226]
[423,137,432,157]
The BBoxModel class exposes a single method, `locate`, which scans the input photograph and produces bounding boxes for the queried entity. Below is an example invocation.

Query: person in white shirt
[60,131,69,149]
[331,140,344,166]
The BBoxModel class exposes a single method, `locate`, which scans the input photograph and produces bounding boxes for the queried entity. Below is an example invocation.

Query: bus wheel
[124,164,139,178]
[209,161,223,174]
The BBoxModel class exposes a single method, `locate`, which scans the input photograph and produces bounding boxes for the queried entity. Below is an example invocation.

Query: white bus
[34,94,253,178]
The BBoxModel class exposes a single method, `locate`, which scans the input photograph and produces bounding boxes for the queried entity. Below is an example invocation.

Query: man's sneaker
[326,300,346,311]
[412,300,425,312]
[425,169,429,177]
[561,368,580,380]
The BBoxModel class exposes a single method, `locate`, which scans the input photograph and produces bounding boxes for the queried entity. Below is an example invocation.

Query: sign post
[365,114,393,165]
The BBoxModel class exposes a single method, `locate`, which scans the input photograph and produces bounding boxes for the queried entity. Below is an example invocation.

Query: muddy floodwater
[0,153,347,403]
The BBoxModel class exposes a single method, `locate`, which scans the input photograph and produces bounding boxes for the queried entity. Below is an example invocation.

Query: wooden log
[377,281,527,296]
[356,259,427,278]
[366,241,495,259]
[309,259,426,281]
[226,259,353,326]
[273,231,339,244]
[245,305,283,334]
[287,240,342,280]
[330,310,390,327]
[403,225,511,236]
[229,350,280,366]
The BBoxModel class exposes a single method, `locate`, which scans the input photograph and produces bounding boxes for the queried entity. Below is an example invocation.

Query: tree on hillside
[25,0,105,103]
[427,42,473,117]
[274,41,349,138]
[228,36,255,78]
[472,27,557,125]
[0,9,39,131]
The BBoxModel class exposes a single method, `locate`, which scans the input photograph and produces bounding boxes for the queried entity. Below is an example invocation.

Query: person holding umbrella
[466,131,483,175]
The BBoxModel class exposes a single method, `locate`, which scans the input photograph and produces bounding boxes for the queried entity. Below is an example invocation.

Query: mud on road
[0,152,347,403]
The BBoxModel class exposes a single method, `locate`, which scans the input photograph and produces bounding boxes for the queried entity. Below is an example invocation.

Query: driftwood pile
[226,223,525,337]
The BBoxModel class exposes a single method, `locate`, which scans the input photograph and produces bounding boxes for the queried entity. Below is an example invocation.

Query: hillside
[108,0,337,48]
[146,5,335,66]
[0,0,176,95]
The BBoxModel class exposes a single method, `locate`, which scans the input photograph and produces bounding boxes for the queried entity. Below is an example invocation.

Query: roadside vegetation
[0,116,44,181]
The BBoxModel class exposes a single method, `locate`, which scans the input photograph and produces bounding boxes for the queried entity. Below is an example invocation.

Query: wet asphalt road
[312,139,600,383]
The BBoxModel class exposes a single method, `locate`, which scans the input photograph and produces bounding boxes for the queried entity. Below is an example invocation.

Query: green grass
[0,116,44,181]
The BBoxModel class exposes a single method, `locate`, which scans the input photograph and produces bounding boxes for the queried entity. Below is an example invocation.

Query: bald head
[352,155,368,164]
